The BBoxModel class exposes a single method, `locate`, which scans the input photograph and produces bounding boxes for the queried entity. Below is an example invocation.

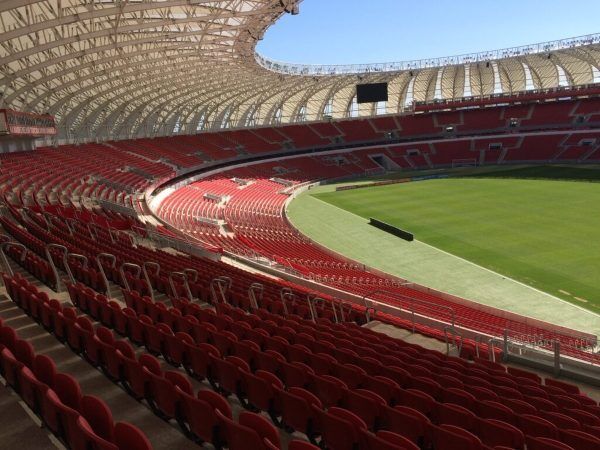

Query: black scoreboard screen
[356,82,389,103]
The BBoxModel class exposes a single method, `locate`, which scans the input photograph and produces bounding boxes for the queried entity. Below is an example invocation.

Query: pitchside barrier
[369,218,414,241]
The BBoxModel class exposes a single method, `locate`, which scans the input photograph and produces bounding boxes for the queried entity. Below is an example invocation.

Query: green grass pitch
[312,177,600,313]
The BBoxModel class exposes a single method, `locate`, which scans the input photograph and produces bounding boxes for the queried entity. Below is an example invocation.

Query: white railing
[255,33,600,76]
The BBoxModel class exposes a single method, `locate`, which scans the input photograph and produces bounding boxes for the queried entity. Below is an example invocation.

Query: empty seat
[114,422,153,450]
[176,387,232,445]
[526,435,575,450]
[279,387,322,441]
[381,405,430,447]
[316,406,367,450]
[477,418,525,449]
[559,428,600,450]
[517,414,559,439]
[216,409,278,450]
[431,424,484,450]
[360,429,420,450]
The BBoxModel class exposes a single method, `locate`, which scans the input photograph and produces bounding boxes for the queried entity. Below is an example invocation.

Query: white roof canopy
[0,1,599,142]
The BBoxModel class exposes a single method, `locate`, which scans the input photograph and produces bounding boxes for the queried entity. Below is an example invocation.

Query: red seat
[87,326,115,367]
[517,414,559,439]
[33,353,56,387]
[186,342,220,381]
[254,349,285,375]
[566,408,600,427]
[216,409,276,450]
[176,386,232,445]
[431,424,484,450]
[381,405,430,447]
[526,435,575,450]
[559,428,600,450]
[281,361,314,388]
[114,422,153,450]
[105,340,134,381]
[477,418,525,449]
[19,366,47,413]
[287,441,320,450]
[343,388,386,430]
[316,406,367,450]
[440,387,477,409]
[75,416,118,450]
[145,369,192,420]
[476,399,516,425]
[81,395,115,443]
[540,410,581,430]
[14,338,35,368]
[54,372,82,411]
[241,369,283,419]
[437,402,477,432]
[362,375,401,405]
[231,339,260,366]
[279,387,322,440]
[311,374,348,408]
[398,388,437,417]
[123,353,160,400]
[360,429,420,450]
[213,355,249,396]
[1,348,23,390]
[500,397,537,415]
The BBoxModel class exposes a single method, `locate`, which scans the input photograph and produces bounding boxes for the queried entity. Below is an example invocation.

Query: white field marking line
[306,193,600,320]
[416,240,600,319]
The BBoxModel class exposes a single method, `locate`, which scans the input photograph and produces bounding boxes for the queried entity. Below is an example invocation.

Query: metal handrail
[338,301,354,323]
[87,223,99,241]
[248,283,264,310]
[280,287,294,316]
[361,288,456,329]
[255,32,600,76]
[307,292,339,324]
[66,253,88,284]
[45,243,70,292]
[488,337,506,363]
[210,276,231,304]
[183,268,198,283]
[0,241,27,277]
[169,271,193,301]
[444,326,463,356]
[142,262,160,301]
[64,218,76,235]
[119,262,141,292]
[96,253,116,298]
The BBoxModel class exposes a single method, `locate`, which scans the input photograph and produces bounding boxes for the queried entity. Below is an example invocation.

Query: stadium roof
[0,0,599,143]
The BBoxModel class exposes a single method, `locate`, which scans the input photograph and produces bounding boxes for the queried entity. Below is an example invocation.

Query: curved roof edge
[256,33,600,76]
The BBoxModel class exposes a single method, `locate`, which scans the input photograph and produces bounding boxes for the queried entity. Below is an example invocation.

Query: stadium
[0,1,599,449]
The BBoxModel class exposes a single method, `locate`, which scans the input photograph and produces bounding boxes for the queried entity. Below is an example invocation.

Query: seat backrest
[478,418,525,449]
[433,424,482,450]
[81,395,115,442]
[518,413,559,439]
[197,389,232,418]
[14,339,35,368]
[526,435,575,450]
[215,409,265,450]
[114,422,152,450]
[54,372,82,410]
[376,430,420,450]
[559,428,600,450]
[239,411,280,449]
[33,354,57,387]
[288,440,320,450]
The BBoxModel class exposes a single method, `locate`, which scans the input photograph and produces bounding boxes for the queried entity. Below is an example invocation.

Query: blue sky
[257,0,600,64]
